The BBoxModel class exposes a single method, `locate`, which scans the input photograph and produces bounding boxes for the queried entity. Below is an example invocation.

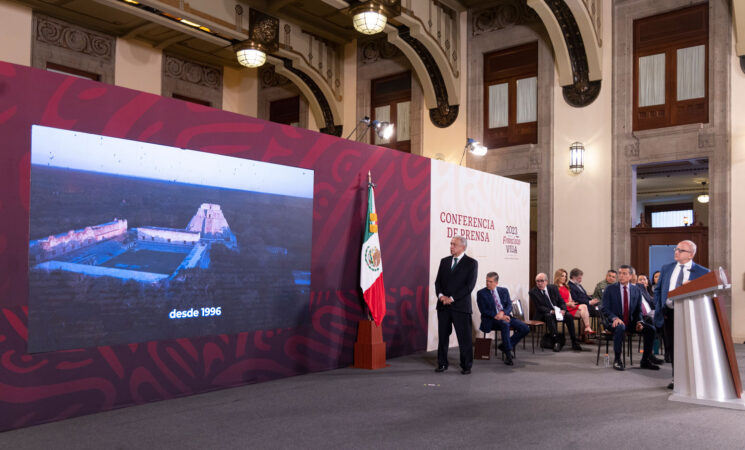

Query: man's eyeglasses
[674,248,691,253]
[535,279,547,283]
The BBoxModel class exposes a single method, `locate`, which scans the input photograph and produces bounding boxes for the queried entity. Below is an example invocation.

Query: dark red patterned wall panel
[0,62,430,431]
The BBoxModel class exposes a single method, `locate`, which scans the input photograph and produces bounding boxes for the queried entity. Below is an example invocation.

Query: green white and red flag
[360,173,386,326]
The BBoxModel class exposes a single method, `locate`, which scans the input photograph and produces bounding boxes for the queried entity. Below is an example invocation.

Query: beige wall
[223,65,257,118]
[730,28,745,341]
[114,38,161,95]
[421,10,467,163]
[342,41,358,139]
[551,4,613,287]
[0,0,31,66]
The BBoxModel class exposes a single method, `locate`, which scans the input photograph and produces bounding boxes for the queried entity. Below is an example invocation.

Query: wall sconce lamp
[697,181,709,204]
[351,2,389,35]
[345,117,395,142]
[569,141,585,174]
[235,41,267,68]
[459,138,487,165]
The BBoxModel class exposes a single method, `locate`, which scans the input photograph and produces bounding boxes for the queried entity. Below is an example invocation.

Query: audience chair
[515,298,544,354]
[595,311,633,366]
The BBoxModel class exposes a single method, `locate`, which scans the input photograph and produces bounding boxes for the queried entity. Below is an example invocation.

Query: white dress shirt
[666,260,693,308]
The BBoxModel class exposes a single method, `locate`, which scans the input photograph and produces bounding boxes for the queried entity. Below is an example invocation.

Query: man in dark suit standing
[529,273,581,352]
[434,236,478,374]
[601,265,659,371]
[476,272,529,366]
[653,240,709,389]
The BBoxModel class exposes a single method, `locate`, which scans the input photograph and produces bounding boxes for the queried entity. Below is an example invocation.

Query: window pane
[374,105,391,145]
[651,209,694,228]
[677,45,705,101]
[488,83,508,128]
[397,101,410,141]
[638,53,665,107]
[516,76,537,123]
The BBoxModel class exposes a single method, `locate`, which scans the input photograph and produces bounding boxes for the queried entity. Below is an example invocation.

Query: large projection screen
[28,125,314,353]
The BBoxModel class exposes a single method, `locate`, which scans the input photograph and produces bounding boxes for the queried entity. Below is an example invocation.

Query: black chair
[595,310,633,366]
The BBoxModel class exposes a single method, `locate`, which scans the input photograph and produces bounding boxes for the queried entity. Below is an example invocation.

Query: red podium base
[353,320,386,369]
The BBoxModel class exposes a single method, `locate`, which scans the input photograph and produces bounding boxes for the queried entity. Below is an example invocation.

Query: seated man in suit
[601,265,659,371]
[476,272,529,366]
[529,273,582,352]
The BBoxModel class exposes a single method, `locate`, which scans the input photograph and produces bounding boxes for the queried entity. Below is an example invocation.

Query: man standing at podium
[435,236,478,374]
[653,240,710,389]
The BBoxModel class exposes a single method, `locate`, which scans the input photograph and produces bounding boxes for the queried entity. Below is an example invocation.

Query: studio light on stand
[459,138,487,165]
[351,2,388,35]
[569,141,585,174]
[345,116,395,143]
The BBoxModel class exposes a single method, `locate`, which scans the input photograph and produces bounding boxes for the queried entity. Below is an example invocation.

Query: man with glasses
[653,240,709,389]
[529,273,581,352]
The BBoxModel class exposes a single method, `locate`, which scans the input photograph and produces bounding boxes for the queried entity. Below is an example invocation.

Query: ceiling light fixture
[351,2,389,35]
[235,41,266,68]
[697,181,709,204]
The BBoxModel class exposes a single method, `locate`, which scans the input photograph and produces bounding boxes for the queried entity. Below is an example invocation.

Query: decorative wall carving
[164,55,222,91]
[249,9,279,53]
[280,58,342,137]
[162,53,223,108]
[582,0,603,46]
[472,0,540,36]
[396,25,458,127]
[544,0,601,107]
[360,36,401,65]
[259,65,291,89]
[35,15,114,61]
[31,14,115,84]
[698,131,715,148]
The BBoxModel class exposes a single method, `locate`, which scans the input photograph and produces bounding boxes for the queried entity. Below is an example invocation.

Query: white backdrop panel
[427,160,530,351]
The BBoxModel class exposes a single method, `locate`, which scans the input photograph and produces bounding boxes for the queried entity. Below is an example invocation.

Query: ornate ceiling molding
[386,25,459,128]
[471,0,540,36]
[270,56,343,136]
[527,0,601,107]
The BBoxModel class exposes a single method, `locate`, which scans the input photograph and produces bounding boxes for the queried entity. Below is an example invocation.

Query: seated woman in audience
[637,274,653,302]
[651,270,661,294]
[553,269,594,336]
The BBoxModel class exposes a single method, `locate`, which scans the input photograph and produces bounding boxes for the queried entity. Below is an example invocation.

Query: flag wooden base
[353,320,386,369]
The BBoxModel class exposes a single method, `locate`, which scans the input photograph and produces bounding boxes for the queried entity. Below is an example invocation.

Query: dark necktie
[623,285,630,325]
[543,289,552,307]
[674,265,685,289]
[451,257,458,270]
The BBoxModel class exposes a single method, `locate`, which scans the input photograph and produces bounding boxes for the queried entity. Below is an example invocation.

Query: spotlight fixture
[235,41,266,68]
[569,141,585,174]
[351,2,389,35]
[697,181,709,204]
[459,138,487,165]
[345,117,395,142]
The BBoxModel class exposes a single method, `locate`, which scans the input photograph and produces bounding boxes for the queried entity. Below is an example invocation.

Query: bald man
[653,240,709,389]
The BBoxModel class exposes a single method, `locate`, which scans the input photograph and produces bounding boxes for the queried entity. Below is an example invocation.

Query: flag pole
[363,170,374,322]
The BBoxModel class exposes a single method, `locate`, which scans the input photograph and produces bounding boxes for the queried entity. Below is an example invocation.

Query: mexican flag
[360,176,386,326]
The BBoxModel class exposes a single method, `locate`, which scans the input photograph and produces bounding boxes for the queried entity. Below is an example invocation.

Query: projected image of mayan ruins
[29,203,238,282]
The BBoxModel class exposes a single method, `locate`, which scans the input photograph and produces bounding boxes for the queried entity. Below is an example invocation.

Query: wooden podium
[668,267,745,409]
[353,320,386,369]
